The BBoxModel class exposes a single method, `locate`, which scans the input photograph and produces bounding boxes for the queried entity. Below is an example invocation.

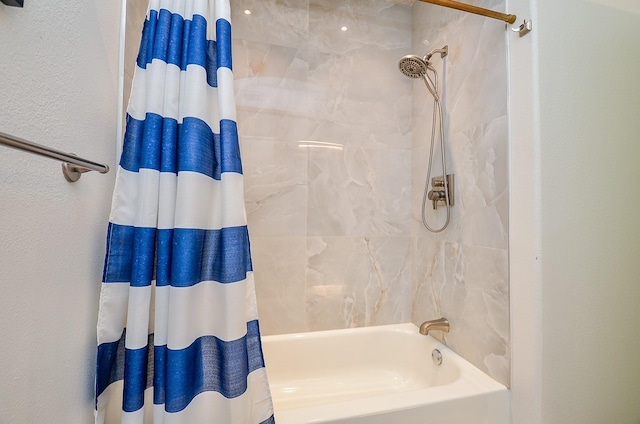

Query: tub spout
[419,318,450,336]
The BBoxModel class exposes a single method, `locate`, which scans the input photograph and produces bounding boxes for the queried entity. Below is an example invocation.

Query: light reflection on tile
[231,0,308,49]
[309,0,412,55]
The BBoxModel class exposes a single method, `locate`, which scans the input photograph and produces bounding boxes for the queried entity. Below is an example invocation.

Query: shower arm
[416,0,517,24]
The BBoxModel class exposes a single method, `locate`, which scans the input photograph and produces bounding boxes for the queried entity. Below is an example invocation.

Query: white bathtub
[261,323,509,424]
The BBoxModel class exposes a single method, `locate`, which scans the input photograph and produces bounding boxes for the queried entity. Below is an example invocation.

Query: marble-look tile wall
[232,0,414,334]
[409,0,510,386]
[122,0,510,387]
[123,0,148,124]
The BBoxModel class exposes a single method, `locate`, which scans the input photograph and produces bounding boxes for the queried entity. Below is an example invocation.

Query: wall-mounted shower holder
[427,174,454,210]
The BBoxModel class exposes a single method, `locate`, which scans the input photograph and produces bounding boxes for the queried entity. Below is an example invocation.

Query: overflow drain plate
[432,349,443,366]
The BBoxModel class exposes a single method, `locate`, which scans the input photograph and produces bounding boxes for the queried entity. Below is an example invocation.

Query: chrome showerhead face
[398,55,428,78]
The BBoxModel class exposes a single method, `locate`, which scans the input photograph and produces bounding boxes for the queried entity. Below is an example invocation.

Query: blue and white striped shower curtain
[95,1,274,422]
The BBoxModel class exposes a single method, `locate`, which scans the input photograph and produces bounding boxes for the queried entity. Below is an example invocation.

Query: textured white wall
[538,1,640,422]
[508,0,543,421]
[0,2,120,422]
[510,0,640,422]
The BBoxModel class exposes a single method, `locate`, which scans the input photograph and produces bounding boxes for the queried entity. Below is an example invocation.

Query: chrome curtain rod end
[511,19,532,37]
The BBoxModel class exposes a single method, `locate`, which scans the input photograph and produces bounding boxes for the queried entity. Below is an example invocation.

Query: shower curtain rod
[416,0,517,24]
[0,131,110,182]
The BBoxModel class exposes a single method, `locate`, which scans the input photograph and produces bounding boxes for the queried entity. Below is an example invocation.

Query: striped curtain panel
[95,1,275,423]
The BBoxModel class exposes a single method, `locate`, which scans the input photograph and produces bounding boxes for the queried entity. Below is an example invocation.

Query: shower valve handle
[428,190,446,209]
[427,175,455,210]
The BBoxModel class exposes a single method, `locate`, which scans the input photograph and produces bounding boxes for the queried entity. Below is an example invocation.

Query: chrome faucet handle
[428,189,446,209]
[427,175,454,210]
[419,317,450,335]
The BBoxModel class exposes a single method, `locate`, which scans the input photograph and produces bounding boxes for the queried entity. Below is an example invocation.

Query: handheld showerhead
[398,55,428,79]
[398,55,439,100]
[398,45,448,101]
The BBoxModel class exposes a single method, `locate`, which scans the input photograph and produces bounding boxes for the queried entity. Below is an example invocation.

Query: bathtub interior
[262,324,461,410]
[260,322,507,422]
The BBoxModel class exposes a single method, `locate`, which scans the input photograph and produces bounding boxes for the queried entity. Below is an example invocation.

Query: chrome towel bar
[0,131,110,182]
